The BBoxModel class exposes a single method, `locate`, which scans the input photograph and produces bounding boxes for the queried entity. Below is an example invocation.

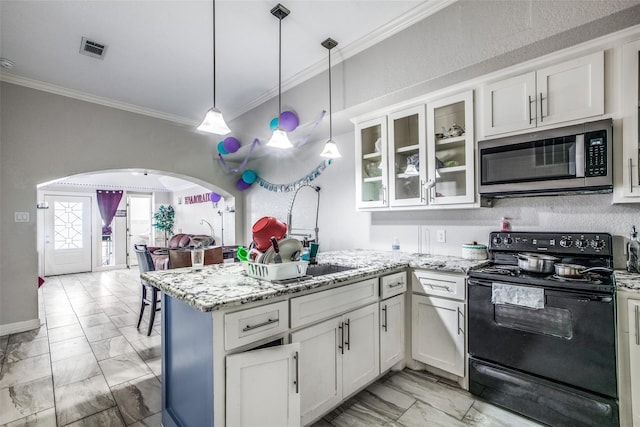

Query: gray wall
[238,1,640,267]
[0,83,243,329]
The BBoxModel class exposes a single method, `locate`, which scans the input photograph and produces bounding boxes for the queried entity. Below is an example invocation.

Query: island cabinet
[629,298,640,427]
[481,51,604,137]
[290,278,380,426]
[411,270,466,378]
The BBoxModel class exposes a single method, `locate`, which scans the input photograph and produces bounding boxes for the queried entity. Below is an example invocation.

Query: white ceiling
[0,0,449,126]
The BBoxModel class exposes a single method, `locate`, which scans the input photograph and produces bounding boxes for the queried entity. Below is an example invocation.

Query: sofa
[148,233,215,269]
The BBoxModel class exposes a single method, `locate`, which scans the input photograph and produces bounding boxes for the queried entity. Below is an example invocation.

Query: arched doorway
[37,169,235,276]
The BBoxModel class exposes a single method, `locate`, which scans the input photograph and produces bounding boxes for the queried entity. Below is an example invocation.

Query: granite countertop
[140,249,490,312]
[614,270,640,293]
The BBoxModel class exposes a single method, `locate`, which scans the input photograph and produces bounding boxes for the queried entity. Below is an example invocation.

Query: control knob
[575,239,588,249]
[559,238,573,248]
[504,237,514,245]
[492,236,502,245]
[591,239,605,250]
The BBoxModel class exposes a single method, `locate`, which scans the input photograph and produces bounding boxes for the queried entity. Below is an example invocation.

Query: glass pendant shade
[197,108,231,135]
[267,129,293,149]
[404,163,419,176]
[320,139,341,158]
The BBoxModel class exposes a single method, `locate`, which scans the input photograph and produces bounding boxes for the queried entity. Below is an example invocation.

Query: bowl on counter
[461,242,488,260]
[252,216,287,252]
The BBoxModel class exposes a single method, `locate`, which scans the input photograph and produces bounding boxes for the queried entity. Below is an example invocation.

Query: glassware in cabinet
[426,90,475,205]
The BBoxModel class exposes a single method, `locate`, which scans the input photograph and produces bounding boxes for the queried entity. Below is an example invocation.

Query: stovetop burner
[468,231,615,294]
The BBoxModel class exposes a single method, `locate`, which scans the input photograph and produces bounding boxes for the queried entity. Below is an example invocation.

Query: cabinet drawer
[225,301,289,351]
[290,278,379,328]
[412,270,465,301]
[380,271,407,299]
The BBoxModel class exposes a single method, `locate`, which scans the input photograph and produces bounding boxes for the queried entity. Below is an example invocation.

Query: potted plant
[152,204,175,247]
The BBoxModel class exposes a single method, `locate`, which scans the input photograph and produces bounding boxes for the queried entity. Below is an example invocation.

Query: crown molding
[228,0,457,118]
[0,73,198,126]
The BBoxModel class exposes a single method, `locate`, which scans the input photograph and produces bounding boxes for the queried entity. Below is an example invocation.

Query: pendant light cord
[277,15,282,128]
[328,48,332,139]
[212,0,217,108]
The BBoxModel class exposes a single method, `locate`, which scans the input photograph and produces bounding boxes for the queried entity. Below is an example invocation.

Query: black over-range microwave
[478,119,613,198]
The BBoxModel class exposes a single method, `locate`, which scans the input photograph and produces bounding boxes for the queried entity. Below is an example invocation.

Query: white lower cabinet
[291,303,379,426]
[629,299,640,427]
[380,294,405,372]
[412,294,464,376]
[226,343,301,427]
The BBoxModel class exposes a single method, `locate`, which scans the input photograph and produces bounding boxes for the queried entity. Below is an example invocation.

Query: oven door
[468,278,617,398]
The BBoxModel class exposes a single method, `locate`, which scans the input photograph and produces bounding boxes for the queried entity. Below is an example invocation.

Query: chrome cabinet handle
[345,319,350,351]
[338,322,344,354]
[636,305,640,345]
[528,95,534,124]
[629,158,634,193]
[389,281,404,288]
[539,92,544,122]
[293,351,299,394]
[382,305,388,332]
[420,180,426,203]
[457,307,464,336]
[422,280,451,292]
[242,317,277,332]
[382,186,387,204]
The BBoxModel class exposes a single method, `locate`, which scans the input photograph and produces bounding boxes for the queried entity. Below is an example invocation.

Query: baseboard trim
[0,318,42,337]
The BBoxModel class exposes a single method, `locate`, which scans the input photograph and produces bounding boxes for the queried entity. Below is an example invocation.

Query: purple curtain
[97,190,123,236]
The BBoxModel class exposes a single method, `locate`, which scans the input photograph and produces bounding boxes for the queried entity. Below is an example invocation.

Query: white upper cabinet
[355,117,388,209]
[388,106,427,207]
[426,90,475,205]
[619,39,640,200]
[482,51,604,137]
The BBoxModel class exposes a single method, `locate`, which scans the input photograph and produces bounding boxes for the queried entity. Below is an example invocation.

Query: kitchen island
[141,250,488,427]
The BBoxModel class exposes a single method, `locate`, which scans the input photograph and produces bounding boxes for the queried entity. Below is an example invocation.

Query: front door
[44,194,92,276]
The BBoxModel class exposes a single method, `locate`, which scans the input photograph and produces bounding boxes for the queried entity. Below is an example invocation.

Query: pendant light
[320,38,342,158]
[267,3,293,149]
[197,0,231,135]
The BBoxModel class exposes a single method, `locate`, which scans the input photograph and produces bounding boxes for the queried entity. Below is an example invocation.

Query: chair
[134,244,161,336]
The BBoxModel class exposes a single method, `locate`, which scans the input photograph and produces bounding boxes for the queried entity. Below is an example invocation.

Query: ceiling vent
[79,37,107,59]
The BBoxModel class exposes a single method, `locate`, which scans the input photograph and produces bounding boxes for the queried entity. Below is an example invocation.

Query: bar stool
[134,244,161,336]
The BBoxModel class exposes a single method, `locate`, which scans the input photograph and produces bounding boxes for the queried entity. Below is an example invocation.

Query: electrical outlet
[14,212,30,222]
[436,229,446,243]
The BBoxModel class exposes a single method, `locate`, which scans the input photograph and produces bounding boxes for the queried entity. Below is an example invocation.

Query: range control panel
[489,231,613,256]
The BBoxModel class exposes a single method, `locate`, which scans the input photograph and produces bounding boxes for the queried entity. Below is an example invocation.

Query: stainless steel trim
[629,158,634,193]
[242,318,277,332]
[575,134,585,178]
[338,322,344,354]
[539,92,544,122]
[294,351,299,393]
[636,305,640,345]
[382,305,388,332]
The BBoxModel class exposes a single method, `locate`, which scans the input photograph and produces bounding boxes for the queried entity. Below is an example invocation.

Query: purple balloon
[210,192,222,203]
[223,137,241,154]
[236,178,251,191]
[279,111,299,132]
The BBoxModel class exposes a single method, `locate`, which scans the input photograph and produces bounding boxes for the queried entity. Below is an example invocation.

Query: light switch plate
[436,229,446,243]
[15,212,30,222]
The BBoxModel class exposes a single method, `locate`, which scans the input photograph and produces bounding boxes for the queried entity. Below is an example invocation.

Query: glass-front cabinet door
[622,39,640,199]
[426,90,475,205]
[355,117,388,209]
[388,106,426,206]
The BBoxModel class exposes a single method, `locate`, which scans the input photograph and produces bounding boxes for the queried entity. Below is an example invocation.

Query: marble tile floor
[0,268,543,427]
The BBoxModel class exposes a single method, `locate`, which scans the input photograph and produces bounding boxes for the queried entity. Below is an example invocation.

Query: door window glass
[54,201,84,249]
